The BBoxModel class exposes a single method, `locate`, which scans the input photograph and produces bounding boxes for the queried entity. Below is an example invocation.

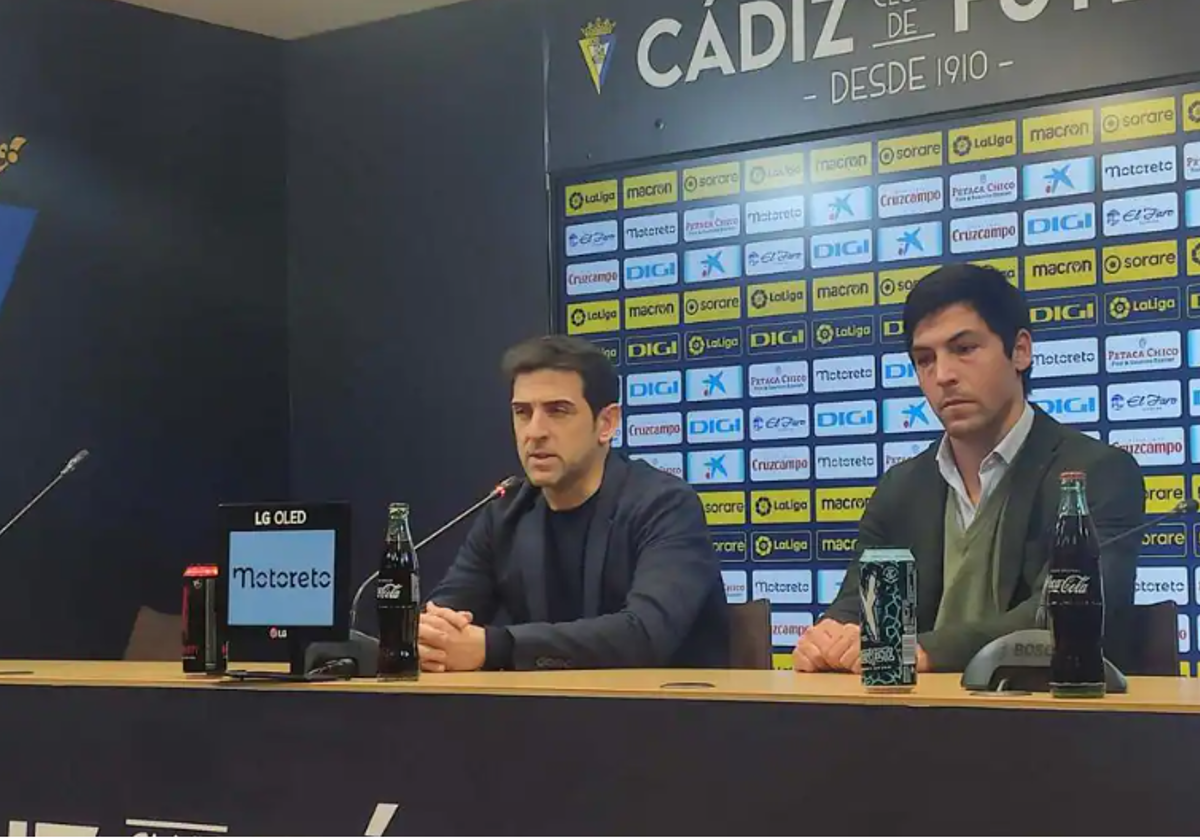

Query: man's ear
[1012,328,1033,376]
[597,403,621,445]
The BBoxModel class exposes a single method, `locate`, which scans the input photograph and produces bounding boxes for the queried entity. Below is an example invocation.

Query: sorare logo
[749,404,811,441]
[1022,156,1095,202]
[1023,202,1096,247]
[685,365,744,402]
[814,400,877,438]
[876,221,943,262]
[1030,386,1100,424]
[882,397,944,434]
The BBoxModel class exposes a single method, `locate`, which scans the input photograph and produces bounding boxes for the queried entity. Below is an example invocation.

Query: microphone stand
[0,450,90,542]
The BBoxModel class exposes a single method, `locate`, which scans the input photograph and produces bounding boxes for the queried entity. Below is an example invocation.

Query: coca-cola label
[377,581,405,600]
[1046,573,1092,595]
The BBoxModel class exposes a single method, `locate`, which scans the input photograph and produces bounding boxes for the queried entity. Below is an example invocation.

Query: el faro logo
[579,18,617,94]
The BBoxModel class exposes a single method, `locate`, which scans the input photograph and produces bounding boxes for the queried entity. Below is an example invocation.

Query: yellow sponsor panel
[880,316,904,340]
[877,131,944,174]
[974,257,1020,288]
[747,279,807,318]
[700,491,746,526]
[566,299,620,335]
[773,653,795,671]
[1188,238,1200,276]
[1100,97,1177,142]
[683,161,741,201]
[812,272,876,312]
[744,152,805,192]
[1024,249,1098,292]
[1145,475,1185,514]
[1102,240,1179,284]
[816,486,875,523]
[1182,661,1193,678]
[622,171,678,209]
[623,293,679,330]
[878,265,938,306]
[1184,92,1200,132]
[810,142,873,183]
[751,489,812,524]
[564,179,618,217]
[684,286,742,324]
[1193,476,1200,508]
[1022,109,1095,154]
[948,120,1017,163]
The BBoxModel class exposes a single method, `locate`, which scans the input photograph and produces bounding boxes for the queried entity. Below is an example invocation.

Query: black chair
[728,598,772,669]
[1121,600,1180,677]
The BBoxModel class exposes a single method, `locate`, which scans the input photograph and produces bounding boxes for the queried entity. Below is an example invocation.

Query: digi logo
[625,332,680,366]
[1029,295,1098,332]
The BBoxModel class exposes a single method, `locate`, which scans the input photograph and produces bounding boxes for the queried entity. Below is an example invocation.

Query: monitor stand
[289,636,308,676]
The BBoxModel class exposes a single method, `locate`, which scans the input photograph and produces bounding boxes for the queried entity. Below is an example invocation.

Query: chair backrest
[728,598,773,669]
[1123,600,1180,677]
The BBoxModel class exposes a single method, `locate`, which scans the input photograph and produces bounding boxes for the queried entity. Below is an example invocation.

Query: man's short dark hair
[501,335,620,418]
[902,263,1034,388]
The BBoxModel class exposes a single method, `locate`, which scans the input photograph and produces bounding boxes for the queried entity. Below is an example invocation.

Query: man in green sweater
[794,264,1145,673]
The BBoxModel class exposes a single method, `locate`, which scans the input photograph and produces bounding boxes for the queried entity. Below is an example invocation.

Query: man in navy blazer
[416,335,730,671]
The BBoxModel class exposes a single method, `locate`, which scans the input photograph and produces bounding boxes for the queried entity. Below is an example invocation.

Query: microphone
[347,476,520,631]
[0,449,90,541]
[964,497,1197,694]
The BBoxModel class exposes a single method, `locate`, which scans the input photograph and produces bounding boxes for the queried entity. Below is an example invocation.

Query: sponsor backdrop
[550,0,1200,171]
[555,81,1200,671]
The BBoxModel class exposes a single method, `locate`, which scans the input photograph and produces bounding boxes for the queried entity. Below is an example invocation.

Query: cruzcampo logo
[579,18,616,94]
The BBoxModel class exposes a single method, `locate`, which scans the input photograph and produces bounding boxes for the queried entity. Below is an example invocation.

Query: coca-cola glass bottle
[1046,470,1105,698]
[376,502,420,680]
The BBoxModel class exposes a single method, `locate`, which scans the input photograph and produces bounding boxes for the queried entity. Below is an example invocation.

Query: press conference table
[1,663,1196,835]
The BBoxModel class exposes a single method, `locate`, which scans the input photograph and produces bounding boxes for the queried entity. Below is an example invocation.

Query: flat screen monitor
[217,501,351,672]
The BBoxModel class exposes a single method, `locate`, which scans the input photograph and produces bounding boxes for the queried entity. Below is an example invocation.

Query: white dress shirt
[936,402,1035,529]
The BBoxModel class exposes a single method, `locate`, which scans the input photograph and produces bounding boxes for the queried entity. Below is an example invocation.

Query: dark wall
[0,0,289,657]
[286,0,549,611]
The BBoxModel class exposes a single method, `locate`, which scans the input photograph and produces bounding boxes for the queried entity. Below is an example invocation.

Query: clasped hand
[792,619,929,673]
[417,602,485,672]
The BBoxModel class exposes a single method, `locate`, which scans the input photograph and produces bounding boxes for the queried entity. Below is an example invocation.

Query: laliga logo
[816,323,835,345]
[754,497,773,517]
[1109,296,1131,320]
[755,535,774,557]
[952,136,973,158]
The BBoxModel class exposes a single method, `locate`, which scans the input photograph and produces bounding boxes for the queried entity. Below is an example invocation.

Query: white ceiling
[109,0,476,40]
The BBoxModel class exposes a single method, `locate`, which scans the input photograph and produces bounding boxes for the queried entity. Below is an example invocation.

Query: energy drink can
[182,564,227,675]
[858,548,917,692]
